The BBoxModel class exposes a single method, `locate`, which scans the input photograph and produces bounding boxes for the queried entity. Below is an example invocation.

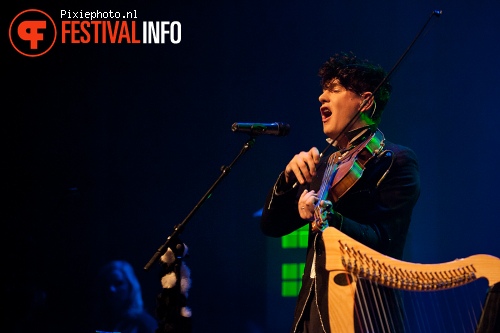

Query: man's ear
[359,92,377,125]
[359,92,374,112]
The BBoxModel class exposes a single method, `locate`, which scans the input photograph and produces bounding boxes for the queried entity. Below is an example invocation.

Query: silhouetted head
[97,260,144,317]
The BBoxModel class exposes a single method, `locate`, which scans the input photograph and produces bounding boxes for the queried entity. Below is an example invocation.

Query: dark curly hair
[318,52,391,124]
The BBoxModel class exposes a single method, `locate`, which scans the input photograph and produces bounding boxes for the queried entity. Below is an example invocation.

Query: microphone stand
[144,135,256,271]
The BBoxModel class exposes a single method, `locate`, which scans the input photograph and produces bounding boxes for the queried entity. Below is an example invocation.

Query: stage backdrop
[5,1,500,332]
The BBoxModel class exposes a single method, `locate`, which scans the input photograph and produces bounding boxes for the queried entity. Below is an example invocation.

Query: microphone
[231,122,291,136]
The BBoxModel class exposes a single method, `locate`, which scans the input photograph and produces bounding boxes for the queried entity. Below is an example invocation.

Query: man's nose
[318,91,328,103]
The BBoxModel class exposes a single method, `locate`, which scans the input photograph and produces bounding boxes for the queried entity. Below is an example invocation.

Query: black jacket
[261,134,420,333]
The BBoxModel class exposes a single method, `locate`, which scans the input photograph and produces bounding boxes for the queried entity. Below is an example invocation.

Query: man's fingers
[310,147,321,164]
[286,148,320,184]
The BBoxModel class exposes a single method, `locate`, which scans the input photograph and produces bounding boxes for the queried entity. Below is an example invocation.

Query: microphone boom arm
[144,136,256,270]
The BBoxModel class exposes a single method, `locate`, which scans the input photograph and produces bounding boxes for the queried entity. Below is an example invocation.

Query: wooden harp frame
[322,227,500,332]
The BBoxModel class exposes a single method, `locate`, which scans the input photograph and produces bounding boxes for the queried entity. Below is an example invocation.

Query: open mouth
[321,107,332,121]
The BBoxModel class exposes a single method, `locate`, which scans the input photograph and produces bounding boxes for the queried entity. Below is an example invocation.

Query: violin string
[312,153,338,231]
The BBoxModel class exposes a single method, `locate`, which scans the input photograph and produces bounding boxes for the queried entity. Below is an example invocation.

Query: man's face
[318,79,365,141]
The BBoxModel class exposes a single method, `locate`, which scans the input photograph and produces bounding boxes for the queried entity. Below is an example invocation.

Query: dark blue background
[5,1,500,332]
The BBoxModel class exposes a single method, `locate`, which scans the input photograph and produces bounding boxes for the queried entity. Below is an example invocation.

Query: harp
[322,227,500,333]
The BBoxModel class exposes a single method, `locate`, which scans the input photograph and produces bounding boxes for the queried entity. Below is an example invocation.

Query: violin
[311,129,387,233]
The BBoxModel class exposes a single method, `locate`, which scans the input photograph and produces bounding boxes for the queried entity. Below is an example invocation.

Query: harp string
[357,279,401,332]
[351,268,489,332]
[370,279,392,332]
[349,274,365,332]
[356,277,375,332]
[428,293,445,332]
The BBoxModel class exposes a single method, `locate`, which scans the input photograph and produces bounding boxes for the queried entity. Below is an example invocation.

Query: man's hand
[284,147,321,184]
[312,199,334,233]
[298,189,319,221]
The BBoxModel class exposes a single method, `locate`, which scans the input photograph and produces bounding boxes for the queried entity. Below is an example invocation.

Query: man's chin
[322,127,337,139]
